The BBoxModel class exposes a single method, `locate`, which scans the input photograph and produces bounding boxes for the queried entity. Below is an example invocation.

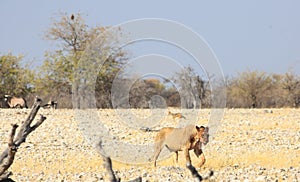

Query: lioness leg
[153,141,164,167]
[194,148,206,167]
[175,151,178,163]
[184,148,192,167]
[172,151,179,166]
[198,153,206,167]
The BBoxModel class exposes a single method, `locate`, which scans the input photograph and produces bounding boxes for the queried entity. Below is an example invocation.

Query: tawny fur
[4,95,28,108]
[153,125,209,167]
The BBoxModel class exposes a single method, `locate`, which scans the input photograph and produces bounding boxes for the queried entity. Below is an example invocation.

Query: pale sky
[1,0,300,76]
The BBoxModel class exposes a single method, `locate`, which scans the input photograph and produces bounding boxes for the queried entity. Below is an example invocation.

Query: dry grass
[0,108,299,179]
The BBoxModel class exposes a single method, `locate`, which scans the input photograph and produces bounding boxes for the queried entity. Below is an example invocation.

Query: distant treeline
[1,13,299,109]
[1,52,299,109]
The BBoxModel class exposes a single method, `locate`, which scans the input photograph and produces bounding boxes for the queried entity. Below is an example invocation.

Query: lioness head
[195,126,209,145]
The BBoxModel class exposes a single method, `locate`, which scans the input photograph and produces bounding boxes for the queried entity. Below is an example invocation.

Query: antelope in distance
[3,95,28,108]
[168,111,186,120]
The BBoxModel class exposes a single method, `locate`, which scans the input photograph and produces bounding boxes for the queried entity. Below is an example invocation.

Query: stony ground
[0,108,299,181]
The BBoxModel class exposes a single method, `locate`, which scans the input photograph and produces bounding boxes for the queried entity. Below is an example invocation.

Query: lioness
[168,111,186,120]
[153,125,209,167]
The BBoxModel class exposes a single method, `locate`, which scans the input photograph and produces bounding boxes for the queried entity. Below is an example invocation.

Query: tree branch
[187,165,203,182]
[13,97,45,146]
[187,165,214,182]
[97,141,119,182]
[0,124,18,180]
[0,97,46,180]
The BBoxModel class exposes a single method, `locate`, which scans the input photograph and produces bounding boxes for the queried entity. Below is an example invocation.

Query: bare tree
[282,72,300,107]
[172,66,209,109]
[39,12,127,108]
[45,12,89,54]
[227,71,271,108]
[266,74,286,108]
[129,79,148,108]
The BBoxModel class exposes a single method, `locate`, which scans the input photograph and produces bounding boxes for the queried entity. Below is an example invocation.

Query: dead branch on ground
[97,140,213,182]
[97,141,142,182]
[0,124,18,180]
[0,97,46,180]
[187,165,214,182]
[97,141,120,182]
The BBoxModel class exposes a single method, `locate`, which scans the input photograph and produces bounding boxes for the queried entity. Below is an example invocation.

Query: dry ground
[0,108,299,181]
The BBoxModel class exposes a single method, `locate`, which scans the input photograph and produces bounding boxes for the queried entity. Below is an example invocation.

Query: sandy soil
[0,108,299,181]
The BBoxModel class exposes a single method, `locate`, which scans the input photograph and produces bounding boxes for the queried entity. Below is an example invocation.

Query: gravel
[0,108,299,181]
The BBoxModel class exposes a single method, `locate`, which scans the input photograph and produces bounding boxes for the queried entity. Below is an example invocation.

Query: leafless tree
[282,72,300,107]
[172,66,209,109]
[227,71,271,108]
[41,12,127,109]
